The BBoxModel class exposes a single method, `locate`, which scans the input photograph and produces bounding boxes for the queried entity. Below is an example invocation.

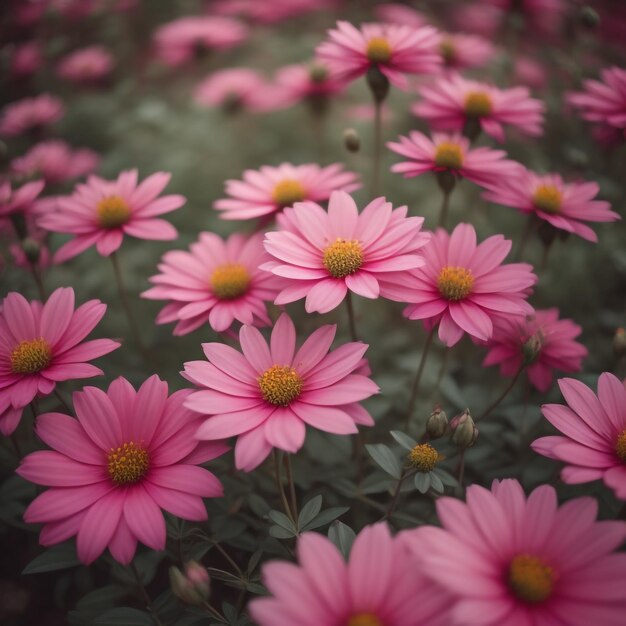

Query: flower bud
[579,6,600,29]
[309,62,329,84]
[366,66,390,102]
[169,561,210,606]
[343,128,361,153]
[450,409,478,449]
[614,328,626,356]
[522,332,542,366]
[20,238,41,264]
[426,405,448,439]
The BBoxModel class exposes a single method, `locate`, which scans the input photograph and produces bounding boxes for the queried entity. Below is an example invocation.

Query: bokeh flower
[0,180,45,222]
[10,41,42,78]
[272,61,347,108]
[438,32,495,71]
[0,94,65,137]
[56,45,114,83]
[194,68,270,112]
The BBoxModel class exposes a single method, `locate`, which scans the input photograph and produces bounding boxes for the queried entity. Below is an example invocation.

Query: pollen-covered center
[408,443,440,472]
[366,37,392,63]
[96,195,132,228]
[10,338,52,374]
[434,142,464,169]
[347,613,384,626]
[464,91,493,117]
[440,39,456,64]
[508,554,554,604]
[615,430,626,462]
[258,365,303,406]
[437,266,474,301]
[323,238,363,279]
[210,264,250,300]
[272,179,307,208]
[107,441,149,485]
[533,185,562,215]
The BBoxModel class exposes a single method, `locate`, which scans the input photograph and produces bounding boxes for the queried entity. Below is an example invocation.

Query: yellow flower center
[323,238,363,279]
[272,179,307,208]
[347,614,384,626]
[366,37,392,63]
[464,91,493,117]
[10,338,52,374]
[96,195,132,228]
[408,443,440,472]
[434,142,464,169]
[616,430,626,462]
[107,441,150,485]
[258,365,303,406]
[508,555,554,604]
[437,266,474,301]
[440,39,456,64]
[533,185,562,215]
[210,264,250,300]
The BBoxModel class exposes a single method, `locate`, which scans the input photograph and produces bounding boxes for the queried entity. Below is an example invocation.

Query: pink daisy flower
[0,179,45,221]
[483,0,567,34]
[482,308,588,392]
[250,523,452,626]
[272,62,347,108]
[56,45,114,83]
[182,313,378,472]
[375,3,428,28]
[387,130,521,189]
[0,287,120,435]
[38,169,185,263]
[402,479,626,626]
[413,74,545,142]
[483,169,619,242]
[142,232,282,335]
[17,376,228,564]
[514,56,548,90]
[316,21,441,90]
[261,191,430,314]
[214,163,360,222]
[194,68,269,112]
[384,223,536,347]
[533,373,626,500]
[439,32,495,71]
[0,94,65,138]
[10,41,42,78]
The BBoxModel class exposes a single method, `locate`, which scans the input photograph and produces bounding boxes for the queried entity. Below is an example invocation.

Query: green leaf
[301,507,349,531]
[365,444,402,479]
[297,495,323,529]
[389,430,417,451]
[93,607,155,625]
[267,510,296,533]
[414,473,432,494]
[430,472,444,493]
[22,541,81,574]
[269,525,297,539]
[328,521,356,558]
[433,469,457,487]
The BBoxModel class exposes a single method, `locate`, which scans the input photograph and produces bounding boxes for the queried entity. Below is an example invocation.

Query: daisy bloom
[533,373,626,499]
[38,169,185,262]
[142,232,282,335]
[56,45,114,83]
[316,21,441,90]
[387,131,521,188]
[413,74,545,142]
[249,523,452,626]
[0,287,120,435]
[483,169,619,242]
[17,376,228,564]
[182,313,378,472]
[402,479,626,626]
[482,308,587,392]
[0,179,45,221]
[194,68,269,113]
[10,41,42,78]
[385,223,536,347]
[439,33,495,71]
[272,61,347,108]
[0,94,65,138]
[262,191,430,314]
[214,163,360,222]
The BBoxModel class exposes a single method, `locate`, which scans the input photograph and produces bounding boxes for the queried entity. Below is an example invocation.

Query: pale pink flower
[250,523,452,626]
[10,41,42,78]
[182,313,378,471]
[0,179,45,220]
[316,21,441,90]
[387,131,521,188]
[514,56,548,90]
[11,141,100,185]
[272,62,347,108]
[402,479,626,626]
[56,45,114,83]
[262,191,430,314]
[214,163,360,221]
[533,373,626,500]
[38,169,185,262]
[193,68,271,112]
[17,376,228,564]
[142,232,282,335]
[0,287,120,435]
[482,308,587,392]
[0,94,65,137]
[439,33,495,71]
[483,169,619,242]
[375,3,428,28]
[384,223,536,347]
[413,74,545,142]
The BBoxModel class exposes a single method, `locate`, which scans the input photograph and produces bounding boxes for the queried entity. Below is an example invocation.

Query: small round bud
[366,66,390,103]
[614,328,626,356]
[343,128,361,153]
[450,409,478,449]
[522,333,543,366]
[436,170,456,194]
[20,238,41,264]
[426,406,448,439]
[579,6,600,29]
[309,62,329,84]
[169,561,210,606]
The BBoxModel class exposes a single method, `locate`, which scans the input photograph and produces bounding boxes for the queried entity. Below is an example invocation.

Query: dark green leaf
[328,521,356,558]
[22,542,81,574]
[301,507,349,531]
[365,444,402,479]
[297,495,322,529]
[93,607,155,625]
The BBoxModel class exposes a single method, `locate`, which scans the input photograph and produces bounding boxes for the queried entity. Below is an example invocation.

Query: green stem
[272,450,295,524]
[477,367,524,422]
[405,327,436,429]
[130,562,164,626]
[457,450,466,487]
[202,600,227,623]
[515,215,535,261]
[211,542,243,578]
[284,454,298,522]
[53,388,72,414]
[384,471,409,520]
[345,291,358,342]
[372,98,383,197]
[438,186,453,228]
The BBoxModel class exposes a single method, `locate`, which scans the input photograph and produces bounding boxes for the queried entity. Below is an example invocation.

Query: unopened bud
[366,66,390,103]
[614,328,626,356]
[20,238,41,264]
[169,561,210,606]
[426,406,448,439]
[343,128,361,153]
[522,332,542,366]
[579,6,600,29]
[450,409,478,449]
[436,170,456,194]
[309,62,329,83]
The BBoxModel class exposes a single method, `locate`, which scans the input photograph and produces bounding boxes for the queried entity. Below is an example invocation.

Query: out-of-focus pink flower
[0,94,65,138]
[482,0,566,34]
[0,180,45,220]
[194,68,270,112]
[439,32,495,71]
[483,308,587,392]
[452,4,503,37]
[212,0,335,24]
[39,169,185,262]
[10,41,42,78]
[375,3,429,28]
[514,56,548,89]
[18,376,228,563]
[183,313,378,471]
[272,62,347,108]
[345,103,393,123]
[533,373,626,499]
[484,169,619,243]
[56,46,114,83]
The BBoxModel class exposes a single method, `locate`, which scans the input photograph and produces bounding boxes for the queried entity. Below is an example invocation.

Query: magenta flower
[384,223,536,347]
[438,32,495,71]
[533,373,626,499]
[413,74,545,142]
[10,41,42,78]
[214,163,360,222]
[0,94,65,138]
[0,179,44,220]
[262,191,430,314]
[387,130,521,188]
[194,68,270,112]
[182,313,378,471]
[17,376,228,564]
[142,232,282,335]
[484,169,619,242]
[316,21,441,90]
[402,479,626,626]
[483,308,588,392]
[250,523,452,626]
[272,62,347,107]
[0,287,120,435]
[38,169,185,262]
[56,45,114,83]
